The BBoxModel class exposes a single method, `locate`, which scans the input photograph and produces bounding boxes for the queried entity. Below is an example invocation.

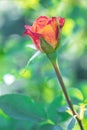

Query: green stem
[47,54,84,130]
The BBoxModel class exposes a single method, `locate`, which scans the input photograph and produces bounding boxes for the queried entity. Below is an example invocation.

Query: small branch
[47,54,84,130]
[77,119,84,130]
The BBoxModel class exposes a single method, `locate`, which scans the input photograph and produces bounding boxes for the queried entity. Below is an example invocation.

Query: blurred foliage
[0,0,87,129]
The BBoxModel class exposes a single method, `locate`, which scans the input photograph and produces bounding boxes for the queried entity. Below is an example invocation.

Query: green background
[0,0,87,129]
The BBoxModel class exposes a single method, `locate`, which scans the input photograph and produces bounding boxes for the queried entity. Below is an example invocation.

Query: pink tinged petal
[24,25,41,50]
[32,16,50,32]
[58,17,65,28]
[36,16,50,26]
[36,16,50,20]
[31,33,41,50]
[24,25,33,32]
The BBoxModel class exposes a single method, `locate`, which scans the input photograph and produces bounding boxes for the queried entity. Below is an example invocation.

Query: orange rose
[24,16,65,53]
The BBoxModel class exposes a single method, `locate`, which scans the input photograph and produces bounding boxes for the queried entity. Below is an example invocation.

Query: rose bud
[24,16,65,53]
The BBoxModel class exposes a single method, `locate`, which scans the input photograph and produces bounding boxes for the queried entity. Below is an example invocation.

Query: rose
[24,16,65,53]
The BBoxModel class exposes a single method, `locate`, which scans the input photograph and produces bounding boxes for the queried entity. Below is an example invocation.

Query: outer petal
[58,17,65,28]
[38,24,57,48]
[24,25,41,50]
[32,16,50,32]
[48,17,58,40]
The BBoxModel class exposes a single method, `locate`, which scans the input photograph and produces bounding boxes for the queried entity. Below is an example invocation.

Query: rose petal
[48,17,58,40]
[24,25,41,50]
[58,17,65,28]
[38,24,57,48]
[24,25,32,30]
[32,16,50,32]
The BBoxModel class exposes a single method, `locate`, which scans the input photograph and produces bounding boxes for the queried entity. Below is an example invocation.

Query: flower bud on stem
[47,52,84,130]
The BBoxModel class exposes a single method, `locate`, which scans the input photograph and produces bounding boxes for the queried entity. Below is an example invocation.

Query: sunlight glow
[3,74,15,85]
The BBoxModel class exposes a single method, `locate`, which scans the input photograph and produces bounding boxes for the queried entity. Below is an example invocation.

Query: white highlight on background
[3,74,15,85]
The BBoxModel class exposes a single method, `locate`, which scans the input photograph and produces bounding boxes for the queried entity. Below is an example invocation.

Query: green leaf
[68,88,84,103]
[78,81,87,100]
[0,111,10,128]
[53,126,63,130]
[47,95,70,123]
[67,117,76,130]
[79,104,85,120]
[0,94,46,121]
[38,124,63,130]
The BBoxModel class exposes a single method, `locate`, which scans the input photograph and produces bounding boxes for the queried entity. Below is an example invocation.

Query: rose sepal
[40,37,55,54]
